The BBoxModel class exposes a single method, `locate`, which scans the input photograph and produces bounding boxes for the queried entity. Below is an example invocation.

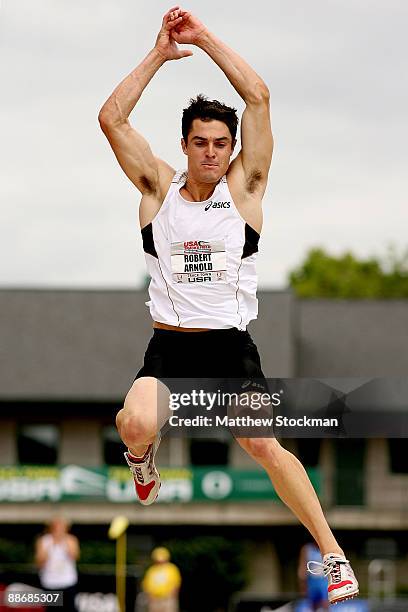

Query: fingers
[163,6,188,26]
[172,49,193,62]
[166,16,183,31]
[163,6,181,23]
[163,6,180,19]
[169,9,180,21]
[161,7,178,28]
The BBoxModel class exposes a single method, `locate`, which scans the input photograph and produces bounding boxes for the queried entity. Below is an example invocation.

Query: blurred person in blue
[35,516,80,612]
[298,543,328,611]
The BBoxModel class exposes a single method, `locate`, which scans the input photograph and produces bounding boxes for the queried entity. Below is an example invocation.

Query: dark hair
[182,94,239,142]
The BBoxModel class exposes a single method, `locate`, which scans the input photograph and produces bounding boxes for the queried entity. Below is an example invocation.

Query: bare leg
[236,437,343,557]
[116,376,171,456]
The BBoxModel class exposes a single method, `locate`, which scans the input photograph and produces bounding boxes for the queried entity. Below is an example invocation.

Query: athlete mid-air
[98,7,359,604]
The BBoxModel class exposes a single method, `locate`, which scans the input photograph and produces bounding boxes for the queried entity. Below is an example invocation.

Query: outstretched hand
[155,6,195,61]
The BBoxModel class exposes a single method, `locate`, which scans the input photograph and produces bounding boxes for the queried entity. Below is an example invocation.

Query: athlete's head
[48,515,70,537]
[181,94,238,182]
[151,546,171,563]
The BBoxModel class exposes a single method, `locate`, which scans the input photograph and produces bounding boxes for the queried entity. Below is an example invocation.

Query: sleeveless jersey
[142,170,260,330]
[39,534,78,589]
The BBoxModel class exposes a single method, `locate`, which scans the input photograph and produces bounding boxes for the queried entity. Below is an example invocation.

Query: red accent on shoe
[331,593,358,604]
[328,580,353,592]
[135,480,156,501]
[128,445,152,463]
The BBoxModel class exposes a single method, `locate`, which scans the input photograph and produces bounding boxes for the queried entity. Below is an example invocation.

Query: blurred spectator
[35,516,80,612]
[142,547,181,612]
[298,543,328,611]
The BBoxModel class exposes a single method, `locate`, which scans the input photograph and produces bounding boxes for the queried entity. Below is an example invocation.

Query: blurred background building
[0,289,407,611]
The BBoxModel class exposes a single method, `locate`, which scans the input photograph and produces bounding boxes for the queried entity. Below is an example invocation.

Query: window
[388,439,408,474]
[296,439,321,467]
[17,424,59,465]
[189,439,230,466]
[334,439,366,505]
[103,426,126,465]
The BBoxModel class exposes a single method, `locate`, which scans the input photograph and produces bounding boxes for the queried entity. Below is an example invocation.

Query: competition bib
[171,239,227,284]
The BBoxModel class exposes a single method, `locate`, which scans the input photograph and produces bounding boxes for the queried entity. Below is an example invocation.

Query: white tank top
[142,171,259,330]
[39,534,78,589]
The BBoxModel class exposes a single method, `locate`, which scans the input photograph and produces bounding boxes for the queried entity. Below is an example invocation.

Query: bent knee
[238,437,282,468]
[117,377,165,440]
[116,404,157,447]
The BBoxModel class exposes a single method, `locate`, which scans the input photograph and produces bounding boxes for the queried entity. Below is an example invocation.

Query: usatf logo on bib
[171,239,227,283]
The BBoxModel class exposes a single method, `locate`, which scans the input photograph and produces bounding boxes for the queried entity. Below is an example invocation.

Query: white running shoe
[124,433,161,506]
[307,553,359,605]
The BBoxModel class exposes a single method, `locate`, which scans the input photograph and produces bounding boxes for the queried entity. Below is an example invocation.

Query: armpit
[139,175,157,194]
[246,169,263,194]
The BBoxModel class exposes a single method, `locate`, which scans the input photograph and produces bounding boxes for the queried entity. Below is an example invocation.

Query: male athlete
[98,7,359,604]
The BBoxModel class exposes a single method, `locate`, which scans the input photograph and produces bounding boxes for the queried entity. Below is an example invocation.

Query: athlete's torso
[142,170,261,330]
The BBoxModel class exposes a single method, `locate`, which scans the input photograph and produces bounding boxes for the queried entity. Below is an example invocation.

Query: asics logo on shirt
[204,200,231,211]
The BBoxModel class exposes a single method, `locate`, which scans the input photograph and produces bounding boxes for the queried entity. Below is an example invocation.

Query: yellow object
[108,516,129,612]
[142,562,182,599]
[108,516,129,540]
[151,547,171,563]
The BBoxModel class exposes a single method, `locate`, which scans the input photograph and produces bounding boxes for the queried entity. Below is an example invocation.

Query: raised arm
[98,7,192,200]
[172,11,273,196]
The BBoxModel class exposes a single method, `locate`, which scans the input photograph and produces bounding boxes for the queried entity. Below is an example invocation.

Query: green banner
[0,465,319,503]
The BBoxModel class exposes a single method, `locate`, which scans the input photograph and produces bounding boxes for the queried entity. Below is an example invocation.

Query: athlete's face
[181,119,236,183]
[49,518,68,538]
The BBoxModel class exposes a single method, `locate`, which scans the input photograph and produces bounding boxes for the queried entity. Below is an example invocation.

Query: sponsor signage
[0,465,319,504]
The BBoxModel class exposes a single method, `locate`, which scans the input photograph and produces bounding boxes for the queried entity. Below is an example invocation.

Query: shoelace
[131,446,155,480]
[307,557,350,583]
[147,449,155,477]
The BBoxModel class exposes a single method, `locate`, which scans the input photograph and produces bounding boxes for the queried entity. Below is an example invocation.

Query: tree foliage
[288,246,408,298]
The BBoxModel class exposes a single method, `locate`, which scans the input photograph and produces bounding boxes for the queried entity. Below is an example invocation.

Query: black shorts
[135,328,274,438]
[135,327,266,392]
